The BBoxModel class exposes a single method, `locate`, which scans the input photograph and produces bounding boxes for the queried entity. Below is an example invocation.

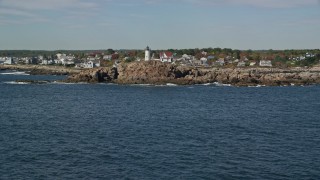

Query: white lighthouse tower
[145,46,151,61]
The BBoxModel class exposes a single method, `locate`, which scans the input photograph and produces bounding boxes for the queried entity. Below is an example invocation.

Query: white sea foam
[130,84,153,87]
[4,81,30,85]
[212,82,232,87]
[166,83,178,86]
[200,82,232,86]
[52,81,81,85]
[0,71,30,76]
[202,83,213,86]
[248,85,266,88]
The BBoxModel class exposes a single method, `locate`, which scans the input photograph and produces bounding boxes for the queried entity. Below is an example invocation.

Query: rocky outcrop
[64,61,320,86]
[64,67,118,83]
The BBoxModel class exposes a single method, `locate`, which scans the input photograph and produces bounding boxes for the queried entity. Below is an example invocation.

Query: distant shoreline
[2,63,320,86]
[64,61,320,87]
[0,64,81,75]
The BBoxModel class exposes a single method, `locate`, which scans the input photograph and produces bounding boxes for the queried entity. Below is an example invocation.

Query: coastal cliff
[64,61,320,86]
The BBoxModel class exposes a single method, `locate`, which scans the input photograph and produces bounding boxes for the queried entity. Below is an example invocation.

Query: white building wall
[145,46,151,61]
[145,50,151,61]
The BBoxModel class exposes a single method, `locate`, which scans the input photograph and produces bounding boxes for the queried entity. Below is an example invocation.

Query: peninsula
[64,61,320,86]
[1,48,320,86]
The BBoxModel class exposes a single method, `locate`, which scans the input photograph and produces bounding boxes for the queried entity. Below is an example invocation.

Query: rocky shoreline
[2,62,320,86]
[0,64,81,75]
[64,61,320,86]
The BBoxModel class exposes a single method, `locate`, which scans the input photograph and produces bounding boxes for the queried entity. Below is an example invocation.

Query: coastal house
[62,59,75,66]
[200,57,208,66]
[181,54,194,61]
[241,56,249,61]
[0,57,5,64]
[215,58,225,66]
[103,55,112,60]
[250,61,257,66]
[233,59,240,63]
[85,61,95,68]
[237,61,246,67]
[4,57,14,65]
[77,60,101,68]
[259,60,272,67]
[56,53,67,60]
[38,55,44,61]
[66,55,75,61]
[175,54,193,66]
[159,51,174,63]
[87,56,96,61]
[207,55,215,60]
[192,60,200,66]
[306,52,315,58]
[25,57,38,64]
[201,51,208,56]
[54,59,62,64]
[42,59,54,65]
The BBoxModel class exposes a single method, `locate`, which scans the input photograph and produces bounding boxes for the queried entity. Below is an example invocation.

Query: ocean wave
[200,82,232,87]
[154,83,179,87]
[248,85,266,88]
[166,83,178,86]
[0,72,30,76]
[130,84,153,87]
[4,81,30,85]
[52,81,86,85]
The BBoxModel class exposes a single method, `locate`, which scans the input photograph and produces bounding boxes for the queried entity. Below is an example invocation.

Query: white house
[25,57,37,64]
[182,54,190,59]
[4,57,13,65]
[38,55,44,61]
[250,62,257,66]
[42,59,54,65]
[103,55,112,60]
[200,57,208,66]
[159,51,173,63]
[237,61,246,67]
[62,60,75,66]
[87,57,95,61]
[78,60,101,68]
[66,55,75,61]
[215,58,225,66]
[54,59,62,64]
[85,61,95,68]
[56,53,67,60]
[0,57,4,64]
[145,46,151,61]
[259,60,272,67]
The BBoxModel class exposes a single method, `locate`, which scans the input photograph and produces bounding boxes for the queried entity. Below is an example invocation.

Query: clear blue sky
[0,0,319,50]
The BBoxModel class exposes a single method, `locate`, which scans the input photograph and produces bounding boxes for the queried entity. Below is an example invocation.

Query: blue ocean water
[0,70,320,179]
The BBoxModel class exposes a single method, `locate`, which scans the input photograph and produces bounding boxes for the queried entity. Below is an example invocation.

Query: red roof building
[159,51,174,63]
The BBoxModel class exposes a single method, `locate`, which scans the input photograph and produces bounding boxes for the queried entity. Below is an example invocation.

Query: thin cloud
[228,0,319,8]
[283,18,320,26]
[98,22,115,27]
[0,0,98,10]
[143,0,319,8]
[0,8,36,17]
[0,16,48,25]
[0,0,101,26]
